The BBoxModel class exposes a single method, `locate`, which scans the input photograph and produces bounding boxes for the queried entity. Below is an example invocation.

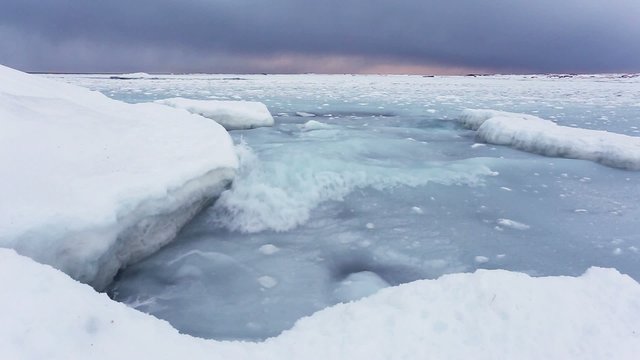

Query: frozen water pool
[51,74,640,340]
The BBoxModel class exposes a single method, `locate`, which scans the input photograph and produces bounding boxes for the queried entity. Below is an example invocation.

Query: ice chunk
[258,275,278,289]
[458,109,541,130]
[496,218,530,230]
[333,271,390,302]
[299,120,330,131]
[2,249,639,359]
[460,109,640,170]
[295,111,316,117]
[155,97,274,130]
[0,65,238,289]
[411,206,424,214]
[259,244,280,255]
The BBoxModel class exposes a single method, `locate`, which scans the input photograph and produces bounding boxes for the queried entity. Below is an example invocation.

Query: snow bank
[155,98,274,130]
[459,109,640,170]
[1,248,639,360]
[0,65,238,289]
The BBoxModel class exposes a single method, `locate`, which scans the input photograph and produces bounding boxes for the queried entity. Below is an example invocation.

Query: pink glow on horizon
[237,53,491,75]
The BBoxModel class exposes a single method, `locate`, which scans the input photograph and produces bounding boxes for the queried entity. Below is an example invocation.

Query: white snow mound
[156,97,274,130]
[459,109,640,170]
[0,65,238,289]
[1,248,639,360]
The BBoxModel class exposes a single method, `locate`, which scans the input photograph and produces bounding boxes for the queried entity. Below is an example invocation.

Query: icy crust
[460,109,640,170]
[155,97,274,130]
[2,249,639,360]
[0,65,238,288]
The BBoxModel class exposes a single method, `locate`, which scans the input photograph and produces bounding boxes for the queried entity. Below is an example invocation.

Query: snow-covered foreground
[2,248,639,360]
[155,97,274,130]
[0,65,238,289]
[460,109,640,170]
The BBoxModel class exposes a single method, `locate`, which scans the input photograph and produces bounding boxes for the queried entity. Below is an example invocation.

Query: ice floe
[460,109,640,170]
[155,97,274,130]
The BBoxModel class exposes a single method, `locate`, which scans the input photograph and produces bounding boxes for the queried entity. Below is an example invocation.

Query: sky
[1,0,639,74]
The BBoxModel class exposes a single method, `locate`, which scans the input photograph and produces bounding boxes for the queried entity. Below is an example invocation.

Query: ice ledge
[459,109,640,170]
[0,64,239,289]
[12,168,234,290]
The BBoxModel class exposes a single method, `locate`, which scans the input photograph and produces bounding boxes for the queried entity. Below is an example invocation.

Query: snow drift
[0,65,238,289]
[1,248,639,360]
[155,98,274,130]
[459,109,640,170]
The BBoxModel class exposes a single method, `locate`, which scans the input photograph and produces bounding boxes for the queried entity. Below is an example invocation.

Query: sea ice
[34,72,640,345]
[109,72,153,79]
[497,218,531,230]
[156,97,274,130]
[460,109,640,170]
[458,109,543,131]
[332,271,390,302]
[259,244,280,255]
[299,119,331,131]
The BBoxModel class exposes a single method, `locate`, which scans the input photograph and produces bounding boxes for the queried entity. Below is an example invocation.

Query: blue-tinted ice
[53,74,640,341]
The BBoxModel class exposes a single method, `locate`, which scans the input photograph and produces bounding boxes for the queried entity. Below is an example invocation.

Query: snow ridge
[459,109,640,170]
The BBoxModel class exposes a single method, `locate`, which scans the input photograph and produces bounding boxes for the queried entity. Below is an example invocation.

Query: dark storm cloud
[1,0,639,73]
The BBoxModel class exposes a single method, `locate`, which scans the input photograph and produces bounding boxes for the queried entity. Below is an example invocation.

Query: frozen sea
[49,73,640,341]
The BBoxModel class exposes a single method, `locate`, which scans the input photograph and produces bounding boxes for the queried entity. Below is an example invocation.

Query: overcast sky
[1,0,639,74]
